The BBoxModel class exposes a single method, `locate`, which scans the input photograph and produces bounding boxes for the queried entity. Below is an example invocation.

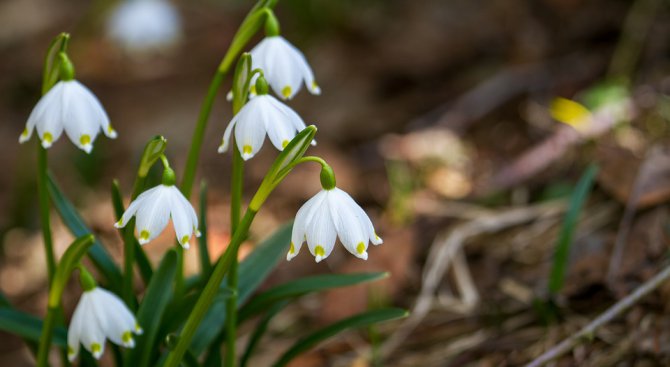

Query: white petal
[266,38,303,100]
[135,185,172,244]
[328,189,370,260]
[234,99,267,160]
[288,192,324,261]
[169,187,196,248]
[73,81,115,139]
[34,82,67,149]
[93,289,137,347]
[305,193,337,262]
[259,96,297,151]
[115,189,151,228]
[218,113,240,153]
[62,82,102,153]
[67,293,88,361]
[77,293,106,359]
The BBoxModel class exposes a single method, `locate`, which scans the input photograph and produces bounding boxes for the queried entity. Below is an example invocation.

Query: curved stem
[164,209,257,367]
[37,145,55,282]
[36,306,58,367]
[226,143,244,367]
[294,156,328,168]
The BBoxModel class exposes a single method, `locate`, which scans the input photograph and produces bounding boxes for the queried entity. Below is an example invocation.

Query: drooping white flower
[115,184,200,248]
[107,0,182,52]
[218,94,314,160]
[288,187,383,262]
[67,287,142,361]
[249,36,321,100]
[20,80,117,153]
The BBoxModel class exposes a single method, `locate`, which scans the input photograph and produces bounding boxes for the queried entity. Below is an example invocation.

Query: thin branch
[526,264,670,367]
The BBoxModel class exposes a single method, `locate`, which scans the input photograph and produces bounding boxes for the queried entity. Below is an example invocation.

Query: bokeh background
[2,0,670,365]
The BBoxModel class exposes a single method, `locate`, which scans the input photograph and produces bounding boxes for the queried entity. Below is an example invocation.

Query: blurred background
[1,0,670,365]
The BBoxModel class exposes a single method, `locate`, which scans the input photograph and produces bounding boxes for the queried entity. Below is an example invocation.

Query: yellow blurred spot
[91,343,101,355]
[550,97,592,130]
[107,125,115,134]
[281,86,292,99]
[311,81,319,90]
[356,242,366,254]
[116,219,123,227]
[243,145,252,155]
[80,134,91,146]
[289,242,295,254]
[181,235,189,244]
[314,245,325,257]
[43,132,53,144]
[282,140,289,148]
[21,128,28,137]
[122,331,133,344]
[140,230,150,241]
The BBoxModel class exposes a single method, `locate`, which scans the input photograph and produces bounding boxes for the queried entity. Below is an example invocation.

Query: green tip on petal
[289,242,295,254]
[282,140,289,149]
[43,132,53,144]
[181,235,189,245]
[121,331,133,345]
[139,230,150,242]
[91,343,102,358]
[314,245,325,258]
[243,145,253,155]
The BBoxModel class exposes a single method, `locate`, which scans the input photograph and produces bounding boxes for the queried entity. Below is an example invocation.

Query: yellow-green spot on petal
[312,81,319,90]
[135,323,142,333]
[122,331,133,344]
[356,242,366,254]
[374,233,380,241]
[281,86,292,99]
[243,145,252,155]
[282,140,289,149]
[289,242,295,254]
[67,346,74,356]
[43,132,53,144]
[181,235,189,244]
[91,343,102,354]
[21,128,28,137]
[116,219,123,227]
[140,230,150,241]
[80,134,91,146]
[107,125,115,134]
[250,85,257,95]
[314,245,325,258]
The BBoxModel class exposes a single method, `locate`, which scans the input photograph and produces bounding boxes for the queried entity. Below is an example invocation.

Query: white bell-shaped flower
[288,187,383,262]
[115,183,200,248]
[20,80,117,153]
[218,78,314,160]
[249,35,320,100]
[107,0,182,52]
[68,287,142,361]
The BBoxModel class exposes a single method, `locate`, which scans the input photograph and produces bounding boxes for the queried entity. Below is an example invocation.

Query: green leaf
[272,308,408,367]
[0,308,67,347]
[240,272,388,322]
[240,301,288,367]
[47,173,124,293]
[232,53,252,113]
[128,249,178,367]
[198,182,212,275]
[111,180,153,285]
[549,163,599,294]
[190,223,292,355]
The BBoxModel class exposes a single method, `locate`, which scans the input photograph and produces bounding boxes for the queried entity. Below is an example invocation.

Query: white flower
[67,287,142,361]
[107,0,181,52]
[218,94,314,160]
[20,80,116,153]
[115,184,200,248]
[288,187,383,262]
[249,36,320,100]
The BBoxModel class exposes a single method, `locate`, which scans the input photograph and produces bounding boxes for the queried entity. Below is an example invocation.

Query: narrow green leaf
[232,53,252,113]
[190,223,291,355]
[0,308,67,347]
[198,182,212,275]
[128,249,178,367]
[47,174,123,293]
[111,180,153,285]
[272,308,408,367]
[240,272,388,322]
[240,301,288,367]
[549,163,599,294]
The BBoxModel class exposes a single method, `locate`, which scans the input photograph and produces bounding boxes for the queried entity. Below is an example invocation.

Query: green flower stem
[122,218,137,308]
[164,208,257,367]
[37,145,55,282]
[36,306,58,367]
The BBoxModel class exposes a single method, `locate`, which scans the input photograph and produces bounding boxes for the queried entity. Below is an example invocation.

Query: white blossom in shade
[249,36,321,100]
[67,287,142,361]
[288,187,383,263]
[19,80,117,153]
[217,94,315,160]
[107,0,181,52]
[115,184,200,248]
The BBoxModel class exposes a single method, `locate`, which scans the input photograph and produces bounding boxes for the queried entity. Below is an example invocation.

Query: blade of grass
[549,163,599,294]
